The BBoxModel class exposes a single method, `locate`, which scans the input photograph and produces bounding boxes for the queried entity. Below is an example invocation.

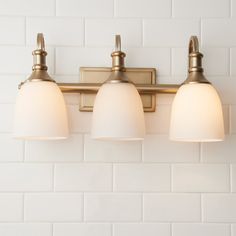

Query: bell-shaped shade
[14,81,69,140]
[92,82,145,140]
[170,83,224,142]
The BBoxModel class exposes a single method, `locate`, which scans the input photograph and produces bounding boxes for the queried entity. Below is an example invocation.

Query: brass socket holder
[184,36,210,85]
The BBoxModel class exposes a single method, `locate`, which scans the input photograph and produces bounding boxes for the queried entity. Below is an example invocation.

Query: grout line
[24,17,27,46]
[113,0,115,17]
[171,0,173,17]
[141,193,144,222]
[83,18,86,47]
[22,193,25,222]
[199,142,202,163]
[230,0,233,18]
[82,192,85,222]
[23,141,26,162]
[82,134,85,161]
[51,223,54,236]
[54,0,57,16]
[170,223,173,236]
[200,194,204,222]
[52,164,55,192]
[141,19,144,47]
[230,164,233,192]
[170,164,174,192]
[112,164,115,192]
[111,223,114,236]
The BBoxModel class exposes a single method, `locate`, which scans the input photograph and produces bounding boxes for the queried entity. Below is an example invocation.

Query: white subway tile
[55,47,111,75]
[0,46,54,74]
[85,19,142,47]
[172,223,230,236]
[0,223,52,236]
[143,135,199,163]
[144,194,201,222]
[202,135,236,163]
[172,164,230,192]
[25,193,82,222]
[0,164,52,191]
[202,194,236,222]
[68,105,92,133]
[0,134,23,162]
[84,194,142,222]
[203,48,229,76]
[54,223,111,236]
[211,77,236,105]
[0,104,14,133]
[171,48,188,76]
[26,18,84,46]
[84,134,142,162]
[202,20,236,47]
[125,48,171,76]
[114,164,170,192]
[56,0,113,17]
[0,76,24,103]
[55,164,112,191]
[114,223,171,236]
[0,194,22,222]
[0,17,24,45]
[115,0,171,17]
[144,19,199,47]
[0,0,54,16]
[144,105,171,134]
[25,134,83,162]
[173,0,229,17]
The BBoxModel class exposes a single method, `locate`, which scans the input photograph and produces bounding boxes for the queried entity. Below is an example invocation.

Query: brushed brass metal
[184,36,210,85]
[18,33,55,89]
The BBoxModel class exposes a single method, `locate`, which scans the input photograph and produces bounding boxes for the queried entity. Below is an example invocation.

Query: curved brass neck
[32,33,48,71]
[188,36,203,73]
[184,36,210,85]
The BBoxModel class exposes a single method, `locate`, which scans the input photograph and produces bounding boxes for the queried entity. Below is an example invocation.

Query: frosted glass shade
[92,82,145,140]
[14,81,69,140]
[170,83,224,142]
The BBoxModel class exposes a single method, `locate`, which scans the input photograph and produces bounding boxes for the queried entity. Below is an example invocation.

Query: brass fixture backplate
[79,67,156,112]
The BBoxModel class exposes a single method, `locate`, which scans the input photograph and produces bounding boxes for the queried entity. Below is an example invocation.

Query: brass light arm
[58,83,180,94]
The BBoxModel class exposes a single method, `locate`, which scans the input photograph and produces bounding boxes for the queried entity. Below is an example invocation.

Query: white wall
[0,0,235,235]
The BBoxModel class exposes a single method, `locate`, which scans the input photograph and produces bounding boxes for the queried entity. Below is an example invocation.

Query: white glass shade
[14,81,69,140]
[92,82,145,140]
[170,83,224,142]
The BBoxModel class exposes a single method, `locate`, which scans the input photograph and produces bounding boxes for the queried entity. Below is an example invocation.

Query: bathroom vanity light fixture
[14,34,69,139]
[14,33,224,142]
[170,36,224,142]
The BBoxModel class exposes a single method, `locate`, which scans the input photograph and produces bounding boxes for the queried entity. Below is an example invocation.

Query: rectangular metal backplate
[79,67,156,112]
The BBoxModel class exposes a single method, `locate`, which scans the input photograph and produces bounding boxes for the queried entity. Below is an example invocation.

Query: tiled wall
[0,0,236,235]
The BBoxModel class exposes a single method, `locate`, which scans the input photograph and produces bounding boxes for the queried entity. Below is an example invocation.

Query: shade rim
[13,135,68,141]
[169,137,224,142]
[92,136,144,141]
